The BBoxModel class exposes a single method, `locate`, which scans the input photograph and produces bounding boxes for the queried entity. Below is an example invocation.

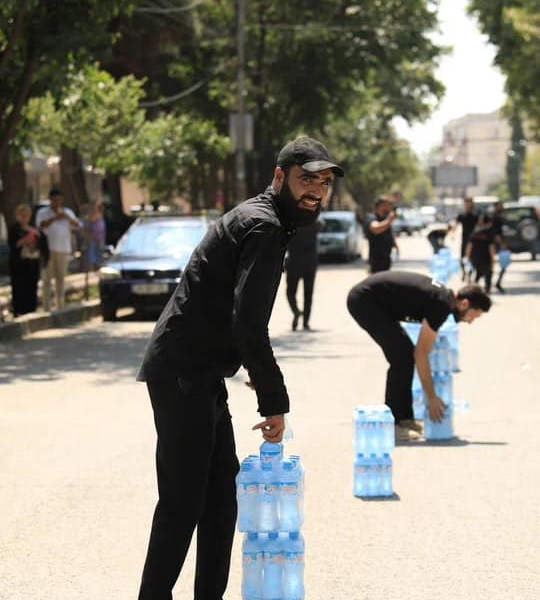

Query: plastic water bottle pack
[242,531,305,600]
[353,453,393,498]
[237,443,305,534]
[353,405,395,498]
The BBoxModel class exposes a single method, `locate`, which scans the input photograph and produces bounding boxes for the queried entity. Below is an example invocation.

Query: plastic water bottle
[353,408,367,454]
[424,404,454,440]
[381,407,395,452]
[279,461,303,532]
[257,462,279,532]
[283,532,305,600]
[366,454,381,496]
[288,455,305,524]
[262,532,283,600]
[242,532,263,600]
[237,460,260,532]
[353,454,370,498]
[260,442,283,465]
[436,371,453,406]
[380,453,393,497]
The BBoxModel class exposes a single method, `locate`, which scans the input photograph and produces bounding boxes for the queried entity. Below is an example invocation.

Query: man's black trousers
[138,377,239,600]
[286,266,316,327]
[347,289,415,422]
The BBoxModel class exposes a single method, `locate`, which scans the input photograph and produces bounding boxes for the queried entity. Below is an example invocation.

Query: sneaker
[398,419,424,434]
[394,424,422,442]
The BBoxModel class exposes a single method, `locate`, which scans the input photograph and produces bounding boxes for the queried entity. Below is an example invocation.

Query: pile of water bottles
[236,442,305,600]
[403,315,460,440]
[353,405,395,497]
[429,246,461,285]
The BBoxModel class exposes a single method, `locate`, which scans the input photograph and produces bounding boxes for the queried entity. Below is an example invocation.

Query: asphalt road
[1,232,539,600]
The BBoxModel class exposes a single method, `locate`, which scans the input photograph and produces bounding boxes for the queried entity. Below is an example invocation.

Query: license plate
[132,283,169,295]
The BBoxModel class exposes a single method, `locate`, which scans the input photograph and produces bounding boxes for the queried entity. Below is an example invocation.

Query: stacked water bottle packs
[428,247,460,284]
[403,319,456,439]
[237,442,305,600]
[353,405,395,497]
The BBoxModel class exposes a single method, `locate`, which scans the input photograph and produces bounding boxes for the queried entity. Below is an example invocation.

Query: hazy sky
[394,0,506,157]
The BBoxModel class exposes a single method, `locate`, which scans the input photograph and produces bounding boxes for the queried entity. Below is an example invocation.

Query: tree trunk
[60,145,89,213]
[0,156,27,228]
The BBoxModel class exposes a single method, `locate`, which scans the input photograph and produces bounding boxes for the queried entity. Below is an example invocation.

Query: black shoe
[292,312,302,331]
[303,323,311,332]
[496,283,505,293]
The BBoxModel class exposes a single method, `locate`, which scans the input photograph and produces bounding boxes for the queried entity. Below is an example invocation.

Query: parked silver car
[317,210,361,262]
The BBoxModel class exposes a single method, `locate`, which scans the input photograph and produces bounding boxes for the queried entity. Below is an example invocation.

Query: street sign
[229,113,254,151]
[430,164,478,187]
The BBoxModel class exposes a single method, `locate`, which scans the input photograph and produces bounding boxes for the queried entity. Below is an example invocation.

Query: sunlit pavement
[1,231,539,600]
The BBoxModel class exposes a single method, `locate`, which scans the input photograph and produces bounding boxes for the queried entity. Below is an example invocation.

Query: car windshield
[116,222,206,257]
[321,218,351,233]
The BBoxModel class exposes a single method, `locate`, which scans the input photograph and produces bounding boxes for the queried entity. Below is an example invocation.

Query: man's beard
[277,179,322,227]
[452,307,465,322]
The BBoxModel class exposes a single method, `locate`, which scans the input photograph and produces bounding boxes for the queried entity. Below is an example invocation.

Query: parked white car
[317,210,361,262]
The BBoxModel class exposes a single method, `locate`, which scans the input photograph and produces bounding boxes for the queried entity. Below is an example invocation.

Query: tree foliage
[469,0,540,138]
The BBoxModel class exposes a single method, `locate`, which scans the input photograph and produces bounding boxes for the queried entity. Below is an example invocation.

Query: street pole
[235,0,247,203]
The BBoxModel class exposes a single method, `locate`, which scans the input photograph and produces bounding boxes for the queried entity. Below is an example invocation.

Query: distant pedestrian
[456,196,479,281]
[8,204,45,316]
[427,223,452,253]
[365,196,398,273]
[491,201,508,293]
[347,271,491,441]
[285,219,321,331]
[84,199,106,270]
[466,214,496,293]
[36,188,81,311]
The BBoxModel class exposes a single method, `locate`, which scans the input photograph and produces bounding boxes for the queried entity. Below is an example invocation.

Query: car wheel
[101,302,117,321]
[519,219,539,243]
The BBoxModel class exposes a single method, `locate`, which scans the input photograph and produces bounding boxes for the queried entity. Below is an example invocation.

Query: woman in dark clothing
[466,214,496,293]
[8,204,43,316]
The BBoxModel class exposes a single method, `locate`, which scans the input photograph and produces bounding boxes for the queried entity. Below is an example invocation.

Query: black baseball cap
[277,137,344,177]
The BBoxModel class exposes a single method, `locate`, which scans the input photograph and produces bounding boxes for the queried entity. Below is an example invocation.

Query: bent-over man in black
[347,271,491,441]
[136,137,344,600]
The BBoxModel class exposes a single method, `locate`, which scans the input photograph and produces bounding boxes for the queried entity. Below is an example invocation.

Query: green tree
[469,0,540,138]
[0,0,133,224]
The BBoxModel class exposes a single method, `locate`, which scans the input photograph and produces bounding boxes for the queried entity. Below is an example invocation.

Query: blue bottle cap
[289,531,299,539]
[282,461,294,471]
[268,532,278,540]
[248,532,258,541]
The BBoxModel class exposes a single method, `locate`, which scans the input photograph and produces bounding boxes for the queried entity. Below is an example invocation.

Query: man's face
[376,201,393,217]
[456,299,484,323]
[277,165,334,227]
[50,194,63,211]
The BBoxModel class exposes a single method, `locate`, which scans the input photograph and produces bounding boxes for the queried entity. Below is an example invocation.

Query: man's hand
[428,395,446,422]
[252,414,286,443]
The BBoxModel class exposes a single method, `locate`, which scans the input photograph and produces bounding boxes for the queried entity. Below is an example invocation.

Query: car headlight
[99,266,121,280]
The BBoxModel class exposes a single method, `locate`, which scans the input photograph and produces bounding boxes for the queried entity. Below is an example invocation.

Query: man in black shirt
[456,196,479,281]
[136,136,344,600]
[347,271,491,441]
[366,196,398,273]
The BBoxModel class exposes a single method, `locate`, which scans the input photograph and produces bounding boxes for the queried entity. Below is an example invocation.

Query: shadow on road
[397,437,508,448]
[356,493,401,502]
[0,325,149,385]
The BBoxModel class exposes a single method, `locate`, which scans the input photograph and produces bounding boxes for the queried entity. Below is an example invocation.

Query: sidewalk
[0,272,101,342]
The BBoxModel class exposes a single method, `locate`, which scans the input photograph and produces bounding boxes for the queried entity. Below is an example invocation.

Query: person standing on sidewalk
[36,188,81,311]
[347,271,491,441]
[490,200,508,292]
[136,136,344,600]
[285,218,321,331]
[365,196,398,273]
[8,204,45,316]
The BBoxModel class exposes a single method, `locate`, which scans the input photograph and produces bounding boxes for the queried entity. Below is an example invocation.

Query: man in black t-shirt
[365,196,398,273]
[456,197,479,281]
[347,271,491,441]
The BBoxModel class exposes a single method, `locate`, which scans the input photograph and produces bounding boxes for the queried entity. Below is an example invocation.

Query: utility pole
[235,0,247,203]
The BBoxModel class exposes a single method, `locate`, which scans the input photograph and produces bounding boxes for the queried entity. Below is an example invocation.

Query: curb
[0,300,102,342]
